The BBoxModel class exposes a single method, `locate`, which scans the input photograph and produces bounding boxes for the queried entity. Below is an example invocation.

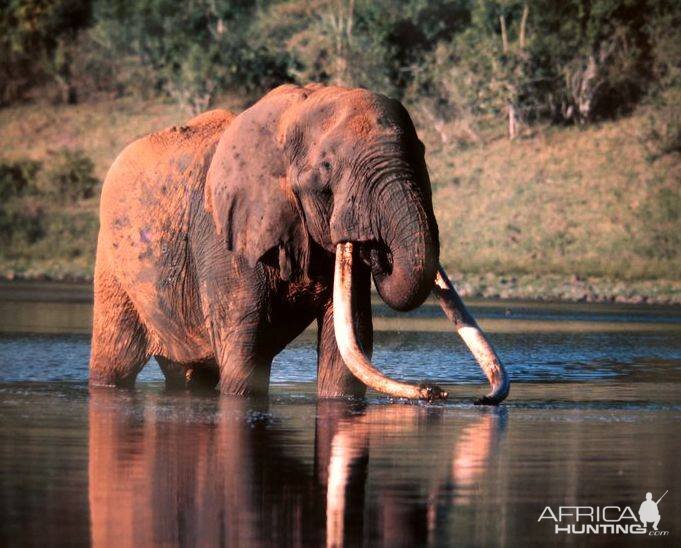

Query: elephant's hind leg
[156,356,186,389]
[89,267,149,388]
[156,356,220,392]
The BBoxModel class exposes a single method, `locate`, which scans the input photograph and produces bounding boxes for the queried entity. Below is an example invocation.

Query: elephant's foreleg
[89,266,149,388]
[317,261,372,398]
[215,341,272,396]
[197,253,274,396]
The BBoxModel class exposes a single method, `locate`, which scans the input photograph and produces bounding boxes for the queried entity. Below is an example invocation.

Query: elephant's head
[206,84,438,311]
[206,84,509,403]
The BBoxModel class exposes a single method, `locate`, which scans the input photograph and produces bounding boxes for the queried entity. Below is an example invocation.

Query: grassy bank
[0,96,679,304]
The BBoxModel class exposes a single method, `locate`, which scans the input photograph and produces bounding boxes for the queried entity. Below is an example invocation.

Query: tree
[0,0,92,104]
[498,3,529,138]
[95,0,291,113]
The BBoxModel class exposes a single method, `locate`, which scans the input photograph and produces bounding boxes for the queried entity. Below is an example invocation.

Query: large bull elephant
[89,83,509,404]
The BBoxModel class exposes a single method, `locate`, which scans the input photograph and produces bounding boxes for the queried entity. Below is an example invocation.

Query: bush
[29,210,98,260]
[95,0,294,113]
[0,201,46,252]
[0,0,92,105]
[640,87,681,161]
[0,159,42,201]
[36,149,99,202]
[635,185,681,261]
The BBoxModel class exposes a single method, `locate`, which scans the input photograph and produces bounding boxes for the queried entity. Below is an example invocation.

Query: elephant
[89,83,509,404]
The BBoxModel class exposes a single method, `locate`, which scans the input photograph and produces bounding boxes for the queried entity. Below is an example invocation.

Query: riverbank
[1,275,680,307]
[1,97,679,304]
[447,272,681,305]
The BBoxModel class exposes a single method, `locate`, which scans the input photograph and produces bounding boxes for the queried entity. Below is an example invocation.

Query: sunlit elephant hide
[89,83,509,403]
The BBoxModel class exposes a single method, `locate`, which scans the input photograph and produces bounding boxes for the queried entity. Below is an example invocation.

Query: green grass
[0,96,679,302]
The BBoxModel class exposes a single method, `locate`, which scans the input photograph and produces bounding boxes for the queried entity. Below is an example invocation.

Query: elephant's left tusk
[433,267,510,404]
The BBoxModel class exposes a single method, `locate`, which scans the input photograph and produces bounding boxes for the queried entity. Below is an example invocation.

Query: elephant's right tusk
[333,242,447,401]
[433,267,510,404]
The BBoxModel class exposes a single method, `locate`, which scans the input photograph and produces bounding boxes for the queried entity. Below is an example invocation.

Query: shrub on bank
[36,149,99,201]
[30,211,99,261]
[1,149,99,203]
[0,202,46,250]
[0,149,99,267]
[0,158,42,201]
[640,88,681,161]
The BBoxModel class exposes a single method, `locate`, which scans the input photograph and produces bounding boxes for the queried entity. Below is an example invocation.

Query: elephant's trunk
[371,179,438,311]
[333,242,447,400]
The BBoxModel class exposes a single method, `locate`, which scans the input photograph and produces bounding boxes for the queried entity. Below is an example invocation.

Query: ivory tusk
[433,266,510,404]
[333,242,447,401]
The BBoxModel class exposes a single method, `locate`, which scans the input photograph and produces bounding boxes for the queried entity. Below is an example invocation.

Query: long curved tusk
[333,242,447,401]
[433,267,510,404]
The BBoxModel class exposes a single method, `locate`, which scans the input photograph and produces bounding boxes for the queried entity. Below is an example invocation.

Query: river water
[0,282,679,546]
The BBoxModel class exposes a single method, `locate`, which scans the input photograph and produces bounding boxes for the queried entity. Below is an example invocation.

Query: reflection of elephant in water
[88,392,505,547]
[89,83,509,403]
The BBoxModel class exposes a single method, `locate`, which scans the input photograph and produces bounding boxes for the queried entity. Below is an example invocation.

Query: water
[0,283,680,546]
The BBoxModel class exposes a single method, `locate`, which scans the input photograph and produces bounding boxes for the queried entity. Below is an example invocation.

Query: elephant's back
[101,108,235,204]
[99,108,236,258]
[145,109,236,149]
[96,109,236,359]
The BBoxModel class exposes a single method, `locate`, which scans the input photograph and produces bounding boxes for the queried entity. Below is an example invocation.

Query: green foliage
[405,0,678,137]
[29,209,98,260]
[0,200,46,251]
[35,148,99,201]
[94,0,292,112]
[0,149,98,268]
[640,87,681,161]
[647,1,681,90]
[263,0,471,98]
[0,158,41,200]
[2,0,680,127]
[635,184,681,261]
[0,0,92,104]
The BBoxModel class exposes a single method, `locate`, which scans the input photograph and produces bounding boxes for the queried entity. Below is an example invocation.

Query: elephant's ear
[205,86,311,281]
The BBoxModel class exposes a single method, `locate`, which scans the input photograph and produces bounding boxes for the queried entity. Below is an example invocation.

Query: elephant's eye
[320,160,332,173]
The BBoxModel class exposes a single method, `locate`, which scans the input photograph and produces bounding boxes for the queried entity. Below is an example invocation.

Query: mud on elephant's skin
[89,83,509,403]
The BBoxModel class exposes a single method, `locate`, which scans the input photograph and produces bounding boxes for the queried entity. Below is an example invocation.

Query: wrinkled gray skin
[89,83,439,397]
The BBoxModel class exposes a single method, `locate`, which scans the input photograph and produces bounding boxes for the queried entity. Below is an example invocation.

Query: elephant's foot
[89,368,139,389]
[89,266,149,389]
[90,351,145,388]
[216,354,272,397]
[317,353,368,399]
[157,356,186,391]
